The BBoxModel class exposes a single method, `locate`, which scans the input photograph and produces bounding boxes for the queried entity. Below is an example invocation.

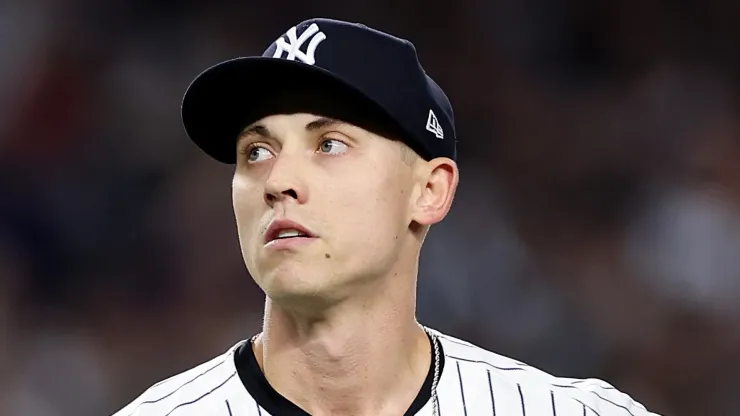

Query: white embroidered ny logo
[272,23,326,65]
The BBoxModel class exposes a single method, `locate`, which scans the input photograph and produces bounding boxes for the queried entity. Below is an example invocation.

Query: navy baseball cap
[181,18,456,164]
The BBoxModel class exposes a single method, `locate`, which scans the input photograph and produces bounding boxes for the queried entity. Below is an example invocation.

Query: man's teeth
[276,229,306,239]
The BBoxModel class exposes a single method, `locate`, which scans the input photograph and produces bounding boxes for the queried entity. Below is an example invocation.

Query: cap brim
[181,57,412,164]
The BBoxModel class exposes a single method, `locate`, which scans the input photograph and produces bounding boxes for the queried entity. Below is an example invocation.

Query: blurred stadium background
[2,0,740,415]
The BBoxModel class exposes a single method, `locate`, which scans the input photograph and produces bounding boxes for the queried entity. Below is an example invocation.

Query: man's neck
[252,287,431,416]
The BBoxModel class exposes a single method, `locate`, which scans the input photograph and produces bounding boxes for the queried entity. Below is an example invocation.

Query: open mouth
[271,229,310,241]
[264,219,316,245]
[265,225,317,250]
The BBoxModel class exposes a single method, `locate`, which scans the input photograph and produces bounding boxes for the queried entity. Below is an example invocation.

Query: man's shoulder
[111,341,245,416]
[433,330,662,415]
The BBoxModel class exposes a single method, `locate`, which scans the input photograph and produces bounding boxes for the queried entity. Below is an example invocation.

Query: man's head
[231,108,457,305]
[180,18,459,305]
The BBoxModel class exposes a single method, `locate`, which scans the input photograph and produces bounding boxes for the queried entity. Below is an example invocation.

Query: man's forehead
[235,86,410,148]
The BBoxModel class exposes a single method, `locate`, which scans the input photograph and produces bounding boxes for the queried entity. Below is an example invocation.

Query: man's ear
[410,157,459,226]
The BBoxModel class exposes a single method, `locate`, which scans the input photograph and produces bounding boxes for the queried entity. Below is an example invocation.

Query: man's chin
[264,283,346,314]
[259,266,335,296]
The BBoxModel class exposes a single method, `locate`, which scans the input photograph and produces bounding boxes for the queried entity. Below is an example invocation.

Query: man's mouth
[273,229,309,240]
[264,219,316,244]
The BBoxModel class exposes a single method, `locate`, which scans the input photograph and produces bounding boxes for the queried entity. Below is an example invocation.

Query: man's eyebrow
[305,117,345,131]
[238,124,273,144]
[237,117,345,144]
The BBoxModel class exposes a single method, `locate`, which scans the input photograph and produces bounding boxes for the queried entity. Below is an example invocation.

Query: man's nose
[263,153,307,206]
[264,186,299,206]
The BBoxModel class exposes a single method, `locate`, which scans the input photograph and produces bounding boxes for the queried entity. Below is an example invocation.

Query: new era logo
[272,23,326,65]
[426,109,444,139]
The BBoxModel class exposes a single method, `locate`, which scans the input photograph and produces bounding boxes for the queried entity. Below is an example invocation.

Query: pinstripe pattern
[517,384,526,416]
[111,331,660,416]
[487,369,496,416]
[447,355,527,372]
[162,371,236,416]
[431,332,660,416]
[455,361,468,416]
[441,358,654,415]
[550,390,556,416]
[126,359,227,415]
[575,398,602,416]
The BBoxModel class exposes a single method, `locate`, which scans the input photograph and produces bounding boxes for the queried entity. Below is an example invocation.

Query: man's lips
[264,218,316,244]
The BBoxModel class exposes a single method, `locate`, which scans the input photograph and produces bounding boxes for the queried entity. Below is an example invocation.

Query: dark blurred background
[2,0,740,415]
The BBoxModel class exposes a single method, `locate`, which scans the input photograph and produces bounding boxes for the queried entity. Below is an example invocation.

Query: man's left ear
[411,158,459,226]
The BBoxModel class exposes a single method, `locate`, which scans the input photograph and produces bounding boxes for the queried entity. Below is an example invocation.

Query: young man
[113,18,661,416]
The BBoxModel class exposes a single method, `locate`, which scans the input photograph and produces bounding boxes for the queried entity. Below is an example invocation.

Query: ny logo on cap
[272,23,326,65]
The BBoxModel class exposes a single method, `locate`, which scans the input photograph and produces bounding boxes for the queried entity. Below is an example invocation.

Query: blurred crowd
[2,0,740,415]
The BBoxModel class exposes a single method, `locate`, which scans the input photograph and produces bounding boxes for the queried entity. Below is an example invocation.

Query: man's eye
[248,146,274,162]
[318,139,348,155]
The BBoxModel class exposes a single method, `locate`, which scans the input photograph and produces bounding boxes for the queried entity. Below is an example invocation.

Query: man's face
[232,112,420,303]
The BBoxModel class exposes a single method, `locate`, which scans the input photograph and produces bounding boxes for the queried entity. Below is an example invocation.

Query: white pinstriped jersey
[112,328,661,416]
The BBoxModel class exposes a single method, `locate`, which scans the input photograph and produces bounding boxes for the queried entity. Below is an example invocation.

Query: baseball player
[113,18,661,416]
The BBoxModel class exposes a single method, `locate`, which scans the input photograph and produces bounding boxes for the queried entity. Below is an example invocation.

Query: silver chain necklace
[251,327,441,416]
[422,325,441,416]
